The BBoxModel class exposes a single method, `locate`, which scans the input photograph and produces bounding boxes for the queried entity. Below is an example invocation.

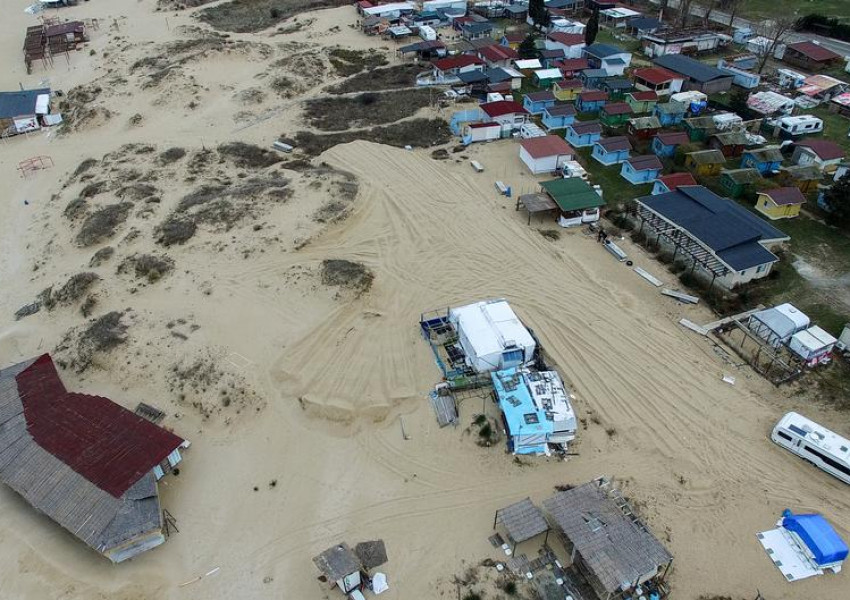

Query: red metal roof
[627,154,663,171]
[554,78,583,89]
[503,32,525,43]
[796,139,844,161]
[579,90,608,102]
[762,187,806,206]
[602,102,633,115]
[787,41,841,63]
[432,55,483,71]
[632,67,681,85]
[16,355,184,498]
[481,100,527,117]
[521,135,575,159]
[547,32,585,47]
[629,90,658,102]
[558,58,590,72]
[526,90,556,102]
[478,44,518,62]
[655,131,689,146]
[657,172,697,190]
[357,1,373,8]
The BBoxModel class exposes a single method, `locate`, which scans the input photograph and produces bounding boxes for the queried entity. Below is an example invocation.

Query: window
[776,430,792,442]
[756,264,767,274]
[803,445,850,478]
[502,349,523,366]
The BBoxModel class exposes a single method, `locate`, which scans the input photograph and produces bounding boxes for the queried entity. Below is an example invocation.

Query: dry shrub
[89,246,115,267]
[321,259,374,296]
[158,147,187,164]
[39,272,99,310]
[76,203,133,247]
[119,254,175,282]
[217,142,282,168]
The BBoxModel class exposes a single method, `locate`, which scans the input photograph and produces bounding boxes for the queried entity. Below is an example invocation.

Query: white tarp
[35,93,50,115]
[371,572,388,594]
[449,299,536,373]
[758,527,823,582]
[749,303,809,347]
[789,326,837,360]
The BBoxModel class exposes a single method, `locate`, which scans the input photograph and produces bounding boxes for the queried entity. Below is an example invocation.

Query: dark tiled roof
[627,155,663,171]
[0,88,50,119]
[596,136,632,152]
[654,54,728,83]
[763,187,806,206]
[796,139,844,160]
[585,43,625,59]
[569,121,603,135]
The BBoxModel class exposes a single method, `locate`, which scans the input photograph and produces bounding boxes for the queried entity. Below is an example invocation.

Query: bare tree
[679,0,694,28]
[723,0,743,32]
[755,17,796,74]
[701,0,718,28]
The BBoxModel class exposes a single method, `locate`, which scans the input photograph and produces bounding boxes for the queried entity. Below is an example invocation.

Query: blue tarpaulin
[782,512,849,566]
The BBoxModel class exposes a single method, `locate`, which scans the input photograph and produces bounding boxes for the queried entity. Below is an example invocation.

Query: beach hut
[625,90,659,114]
[652,131,689,158]
[754,187,806,220]
[578,68,609,90]
[313,543,363,595]
[545,32,586,59]
[599,102,633,128]
[626,115,661,142]
[576,90,608,113]
[540,177,606,227]
[541,104,577,131]
[494,499,550,553]
[584,43,632,76]
[600,77,633,100]
[653,101,687,126]
[523,91,557,115]
[480,100,529,133]
[500,32,525,50]
[632,67,685,97]
[777,165,821,194]
[741,146,784,175]
[683,115,716,142]
[685,149,726,176]
[708,130,749,158]
[592,136,632,166]
[557,57,590,79]
[566,121,602,148]
[719,168,761,198]
[552,78,583,101]
[792,140,845,173]
[534,69,564,89]
[519,135,575,174]
[782,41,843,72]
[652,172,697,195]
[621,155,663,185]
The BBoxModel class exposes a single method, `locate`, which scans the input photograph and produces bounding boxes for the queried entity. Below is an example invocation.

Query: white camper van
[772,412,850,485]
[777,115,823,137]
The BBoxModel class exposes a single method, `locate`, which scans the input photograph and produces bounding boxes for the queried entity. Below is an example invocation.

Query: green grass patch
[806,105,850,155]
[576,147,652,207]
[741,0,849,18]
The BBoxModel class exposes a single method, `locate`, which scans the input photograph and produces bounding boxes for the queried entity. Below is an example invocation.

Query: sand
[1,2,849,599]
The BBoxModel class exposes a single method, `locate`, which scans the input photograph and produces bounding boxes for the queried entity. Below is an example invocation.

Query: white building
[448,299,536,373]
[789,326,838,366]
[519,135,574,174]
[362,2,415,18]
[423,0,467,14]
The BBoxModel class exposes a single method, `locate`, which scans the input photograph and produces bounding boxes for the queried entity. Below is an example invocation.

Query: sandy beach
[1,2,849,599]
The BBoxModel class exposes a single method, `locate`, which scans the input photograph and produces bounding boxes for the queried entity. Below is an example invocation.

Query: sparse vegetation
[158,147,187,165]
[320,259,374,296]
[39,272,99,310]
[538,229,560,241]
[199,0,350,33]
[304,89,432,132]
[89,246,115,267]
[119,254,175,283]
[327,64,418,95]
[217,142,282,168]
[288,118,452,157]
[76,203,134,247]
[71,158,98,180]
[328,48,388,77]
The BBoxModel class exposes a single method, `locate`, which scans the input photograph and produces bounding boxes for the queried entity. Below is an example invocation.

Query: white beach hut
[448,299,536,373]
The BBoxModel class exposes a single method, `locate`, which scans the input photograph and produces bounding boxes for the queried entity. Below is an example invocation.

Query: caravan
[772,412,850,485]
[777,115,824,138]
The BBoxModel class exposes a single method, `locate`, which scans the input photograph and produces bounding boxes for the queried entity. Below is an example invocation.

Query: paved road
[647,0,850,58]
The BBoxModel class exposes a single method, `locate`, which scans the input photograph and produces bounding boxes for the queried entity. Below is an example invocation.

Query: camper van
[777,115,823,138]
[772,412,850,485]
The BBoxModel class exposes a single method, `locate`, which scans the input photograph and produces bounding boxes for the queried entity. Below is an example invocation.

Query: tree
[585,7,599,46]
[719,0,744,32]
[755,17,796,74]
[529,0,548,29]
[822,173,850,229]
[518,34,539,59]
[679,0,694,28]
[701,0,718,28]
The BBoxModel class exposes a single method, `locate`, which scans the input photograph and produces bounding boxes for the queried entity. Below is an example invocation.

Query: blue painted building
[653,101,687,126]
[621,155,663,185]
[523,90,557,115]
[741,146,784,174]
[491,368,551,455]
[592,136,632,166]
[576,90,608,113]
[652,131,689,158]
[566,121,602,148]
[541,103,577,131]
[578,68,609,89]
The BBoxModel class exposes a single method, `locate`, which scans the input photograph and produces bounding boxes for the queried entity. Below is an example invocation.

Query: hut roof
[687,149,725,165]
[355,540,388,570]
[496,498,549,544]
[721,168,761,184]
[543,482,672,595]
[0,355,185,560]
[314,543,362,581]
